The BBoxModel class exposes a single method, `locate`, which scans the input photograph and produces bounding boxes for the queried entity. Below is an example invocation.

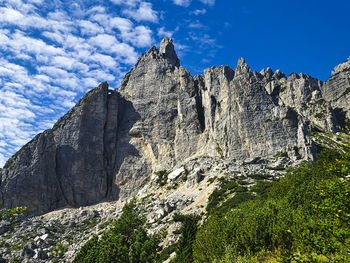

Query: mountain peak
[235,57,251,75]
[331,56,350,75]
[160,37,180,67]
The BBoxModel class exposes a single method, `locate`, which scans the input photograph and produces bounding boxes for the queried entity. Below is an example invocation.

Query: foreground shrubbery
[0,206,27,220]
[73,199,160,263]
[74,147,350,262]
[194,149,350,262]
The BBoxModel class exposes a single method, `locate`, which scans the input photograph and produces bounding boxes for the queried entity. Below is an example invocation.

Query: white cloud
[51,56,88,72]
[28,0,43,4]
[188,21,206,29]
[0,7,74,32]
[109,17,133,31]
[158,27,174,38]
[42,31,65,44]
[110,0,140,7]
[89,69,116,82]
[90,13,111,28]
[89,53,117,68]
[79,20,104,36]
[127,26,153,47]
[0,89,38,167]
[89,34,119,49]
[37,66,69,79]
[0,30,65,58]
[191,9,206,15]
[86,6,106,15]
[0,0,162,167]
[4,0,36,13]
[199,0,215,6]
[123,2,158,23]
[109,17,153,47]
[0,7,25,23]
[111,43,139,64]
[173,0,191,7]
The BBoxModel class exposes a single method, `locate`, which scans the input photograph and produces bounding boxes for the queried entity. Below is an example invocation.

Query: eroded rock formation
[0,38,348,215]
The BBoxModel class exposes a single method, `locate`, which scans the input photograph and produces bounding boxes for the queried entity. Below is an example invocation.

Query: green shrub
[274,151,288,158]
[248,173,272,180]
[193,148,350,262]
[0,206,27,220]
[155,170,169,186]
[73,199,160,263]
[171,214,200,263]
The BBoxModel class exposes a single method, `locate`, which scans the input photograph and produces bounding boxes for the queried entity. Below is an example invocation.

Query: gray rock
[185,168,203,188]
[159,37,180,67]
[243,157,262,165]
[321,58,350,120]
[0,222,9,235]
[0,37,349,218]
[168,167,185,182]
[37,248,48,260]
[22,245,35,258]
[0,82,124,214]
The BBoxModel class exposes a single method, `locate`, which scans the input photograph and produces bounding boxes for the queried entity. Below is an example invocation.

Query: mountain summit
[0,38,349,215]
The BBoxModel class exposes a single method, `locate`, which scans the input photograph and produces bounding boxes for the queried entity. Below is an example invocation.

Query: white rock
[40,234,49,241]
[167,167,185,182]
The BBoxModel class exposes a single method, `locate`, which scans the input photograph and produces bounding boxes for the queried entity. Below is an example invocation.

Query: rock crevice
[0,38,349,215]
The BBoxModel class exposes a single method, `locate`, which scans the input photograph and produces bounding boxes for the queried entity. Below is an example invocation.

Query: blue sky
[0,0,349,167]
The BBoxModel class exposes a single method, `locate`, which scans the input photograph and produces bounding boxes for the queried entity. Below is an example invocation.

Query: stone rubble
[1,37,349,261]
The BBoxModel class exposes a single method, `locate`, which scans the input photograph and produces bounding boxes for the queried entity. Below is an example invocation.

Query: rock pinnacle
[160,37,180,67]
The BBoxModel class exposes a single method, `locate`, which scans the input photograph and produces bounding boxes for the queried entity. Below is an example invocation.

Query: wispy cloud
[188,21,207,29]
[189,32,219,48]
[199,0,215,6]
[173,0,191,7]
[0,0,219,168]
[191,9,207,15]
[157,26,179,38]
[123,2,158,23]
[0,0,159,167]
[110,0,141,7]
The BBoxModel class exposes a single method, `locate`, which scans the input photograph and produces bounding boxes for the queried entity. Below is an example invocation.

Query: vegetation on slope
[74,144,350,262]
[194,149,350,262]
[73,199,160,263]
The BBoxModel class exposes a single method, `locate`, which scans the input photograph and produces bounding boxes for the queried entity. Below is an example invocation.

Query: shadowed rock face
[0,38,348,215]
[0,83,136,214]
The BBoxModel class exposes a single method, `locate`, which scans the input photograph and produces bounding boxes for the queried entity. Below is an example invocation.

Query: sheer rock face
[0,83,123,214]
[116,40,203,200]
[321,58,350,120]
[195,60,316,161]
[0,38,349,215]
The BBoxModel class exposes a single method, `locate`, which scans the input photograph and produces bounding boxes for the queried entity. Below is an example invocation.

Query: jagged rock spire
[235,57,251,75]
[160,37,180,67]
[331,57,350,75]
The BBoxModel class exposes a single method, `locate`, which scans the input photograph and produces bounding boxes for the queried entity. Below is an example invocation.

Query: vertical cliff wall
[0,38,348,215]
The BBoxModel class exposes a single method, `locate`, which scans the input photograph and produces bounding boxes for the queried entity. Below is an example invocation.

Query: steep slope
[0,83,123,214]
[321,57,350,121]
[0,38,347,216]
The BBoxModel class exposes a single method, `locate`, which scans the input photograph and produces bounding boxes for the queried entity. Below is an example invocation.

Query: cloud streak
[0,0,159,167]
[199,0,215,6]
[173,0,191,7]
[0,0,219,167]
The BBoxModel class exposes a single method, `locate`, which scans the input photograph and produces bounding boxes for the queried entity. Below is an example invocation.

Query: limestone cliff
[0,37,348,215]
[321,57,350,121]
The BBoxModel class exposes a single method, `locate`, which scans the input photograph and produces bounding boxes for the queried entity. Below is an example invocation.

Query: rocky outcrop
[0,37,349,216]
[0,83,127,214]
[321,58,350,121]
[196,61,310,161]
[0,155,293,263]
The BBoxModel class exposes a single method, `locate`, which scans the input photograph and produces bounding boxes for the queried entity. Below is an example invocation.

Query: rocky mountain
[0,38,349,262]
